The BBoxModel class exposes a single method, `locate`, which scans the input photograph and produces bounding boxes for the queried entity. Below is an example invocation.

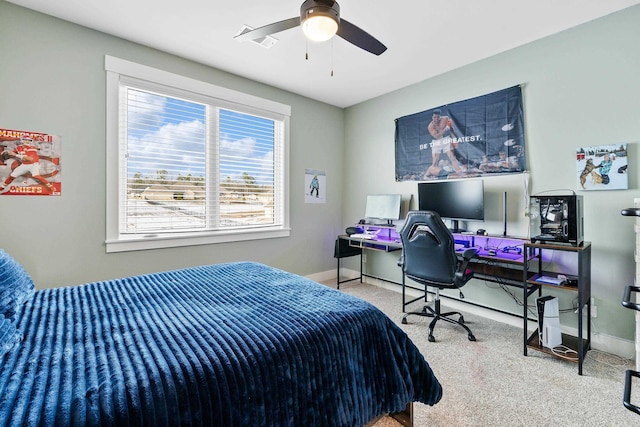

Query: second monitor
[364,194,402,226]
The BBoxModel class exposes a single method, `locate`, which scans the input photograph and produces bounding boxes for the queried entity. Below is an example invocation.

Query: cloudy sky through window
[126,89,275,186]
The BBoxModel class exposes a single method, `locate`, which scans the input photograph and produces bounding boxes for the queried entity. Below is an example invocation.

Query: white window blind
[105,56,290,252]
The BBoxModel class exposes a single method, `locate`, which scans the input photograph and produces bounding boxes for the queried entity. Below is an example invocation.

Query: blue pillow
[0,315,21,358]
[0,249,35,320]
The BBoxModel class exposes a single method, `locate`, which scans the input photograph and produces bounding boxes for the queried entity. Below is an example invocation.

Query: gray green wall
[343,5,640,350]
[0,1,345,287]
[2,1,640,355]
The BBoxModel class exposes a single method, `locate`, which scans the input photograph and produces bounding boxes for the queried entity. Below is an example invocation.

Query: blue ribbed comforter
[0,262,441,426]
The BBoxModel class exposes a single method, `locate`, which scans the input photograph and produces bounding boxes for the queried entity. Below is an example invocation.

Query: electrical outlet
[577,298,597,318]
[362,253,367,263]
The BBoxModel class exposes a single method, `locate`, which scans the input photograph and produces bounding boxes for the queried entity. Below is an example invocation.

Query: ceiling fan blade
[234,17,300,42]
[336,18,387,55]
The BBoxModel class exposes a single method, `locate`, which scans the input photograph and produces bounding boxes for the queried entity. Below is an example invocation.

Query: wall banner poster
[0,128,61,196]
[395,85,525,181]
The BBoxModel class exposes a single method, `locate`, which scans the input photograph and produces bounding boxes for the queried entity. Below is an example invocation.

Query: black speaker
[346,226,362,236]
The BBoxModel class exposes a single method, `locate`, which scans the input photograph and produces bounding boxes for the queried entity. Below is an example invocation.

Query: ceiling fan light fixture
[300,1,340,42]
[302,14,338,42]
[236,0,385,56]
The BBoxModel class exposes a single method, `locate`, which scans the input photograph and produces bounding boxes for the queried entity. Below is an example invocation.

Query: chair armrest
[462,248,479,261]
[459,248,479,270]
[454,248,479,286]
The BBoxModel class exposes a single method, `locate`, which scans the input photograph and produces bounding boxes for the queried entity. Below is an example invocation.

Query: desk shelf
[453,233,535,287]
[523,242,591,375]
[526,330,587,363]
[471,261,535,287]
[347,238,402,252]
[526,273,579,291]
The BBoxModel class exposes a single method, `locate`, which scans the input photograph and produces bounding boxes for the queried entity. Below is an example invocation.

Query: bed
[0,249,442,426]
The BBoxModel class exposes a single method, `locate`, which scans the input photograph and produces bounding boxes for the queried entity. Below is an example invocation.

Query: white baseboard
[306,268,343,284]
[307,268,635,359]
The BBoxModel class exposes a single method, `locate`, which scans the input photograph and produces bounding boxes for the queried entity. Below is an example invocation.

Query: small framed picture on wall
[576,143,628,191]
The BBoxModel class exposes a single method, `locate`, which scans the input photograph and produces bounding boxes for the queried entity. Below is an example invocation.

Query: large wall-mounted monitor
[364,194,402,225]
[417,180,484,232]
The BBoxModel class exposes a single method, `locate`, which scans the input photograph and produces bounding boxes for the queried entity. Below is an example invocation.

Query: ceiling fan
[234,0,387,56]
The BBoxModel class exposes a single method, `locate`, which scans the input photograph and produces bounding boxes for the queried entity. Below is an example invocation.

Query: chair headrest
[408,224,441,244]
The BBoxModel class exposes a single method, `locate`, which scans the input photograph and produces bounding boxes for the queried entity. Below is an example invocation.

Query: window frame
[105,56,290,253]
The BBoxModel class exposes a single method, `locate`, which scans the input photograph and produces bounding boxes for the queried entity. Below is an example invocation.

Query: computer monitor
[417,180,484,232]
[364,194,402,225]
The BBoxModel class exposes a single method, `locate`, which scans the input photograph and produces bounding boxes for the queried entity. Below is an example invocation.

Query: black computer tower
[530,195,584,246]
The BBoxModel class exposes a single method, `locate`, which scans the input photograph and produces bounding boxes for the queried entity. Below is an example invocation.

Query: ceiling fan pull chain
[305,38,309,60]
[330,38,334,76]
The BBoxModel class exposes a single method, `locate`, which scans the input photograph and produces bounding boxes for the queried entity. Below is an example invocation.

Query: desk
[336,232,534,293]
[335,234,402,289]
[336,231,592,375]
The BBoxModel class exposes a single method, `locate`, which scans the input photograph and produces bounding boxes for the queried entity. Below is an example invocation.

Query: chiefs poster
[0,128,61,196]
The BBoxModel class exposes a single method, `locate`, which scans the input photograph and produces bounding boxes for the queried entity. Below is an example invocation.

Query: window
[105,57,290,252]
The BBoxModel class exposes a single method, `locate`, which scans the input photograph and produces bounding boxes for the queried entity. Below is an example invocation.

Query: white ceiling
[7,0,640,108]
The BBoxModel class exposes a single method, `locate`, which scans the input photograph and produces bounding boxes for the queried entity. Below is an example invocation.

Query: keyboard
[350,233,375,240]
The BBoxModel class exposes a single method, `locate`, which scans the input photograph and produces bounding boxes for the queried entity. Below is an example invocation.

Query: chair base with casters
[401,283,476,342]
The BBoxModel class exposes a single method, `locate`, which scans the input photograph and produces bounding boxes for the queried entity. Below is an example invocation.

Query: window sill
[105,227,291,253]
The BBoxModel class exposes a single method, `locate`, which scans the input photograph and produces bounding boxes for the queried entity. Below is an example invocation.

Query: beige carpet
[332,279,639,426]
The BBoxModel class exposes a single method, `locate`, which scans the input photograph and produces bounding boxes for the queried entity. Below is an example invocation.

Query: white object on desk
[350,233,375,239]
[536,275,566,286]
